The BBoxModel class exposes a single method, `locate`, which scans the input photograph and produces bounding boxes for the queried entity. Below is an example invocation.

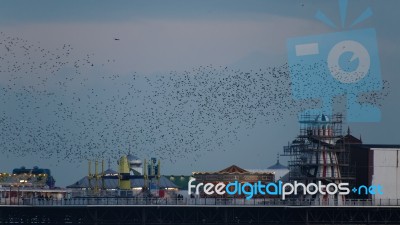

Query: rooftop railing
[1,197,400,207]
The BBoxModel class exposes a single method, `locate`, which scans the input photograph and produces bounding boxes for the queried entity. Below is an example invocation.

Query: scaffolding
[283,114,355,201]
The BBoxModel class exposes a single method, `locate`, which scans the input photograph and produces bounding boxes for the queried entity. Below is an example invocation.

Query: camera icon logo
[328,39,370,84]
[286,0,382,122]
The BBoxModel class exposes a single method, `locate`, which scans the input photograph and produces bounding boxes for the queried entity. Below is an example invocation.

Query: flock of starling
[0,32,390,164]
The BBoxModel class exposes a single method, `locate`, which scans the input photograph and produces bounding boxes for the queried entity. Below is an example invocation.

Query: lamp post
[17,185,20,205]
[9,185,11,205]
[18,179,27,205]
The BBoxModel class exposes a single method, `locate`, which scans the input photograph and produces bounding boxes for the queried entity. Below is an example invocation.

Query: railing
[1,197,400,207]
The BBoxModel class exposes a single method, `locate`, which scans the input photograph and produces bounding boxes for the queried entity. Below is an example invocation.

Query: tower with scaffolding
[283,114,354,204]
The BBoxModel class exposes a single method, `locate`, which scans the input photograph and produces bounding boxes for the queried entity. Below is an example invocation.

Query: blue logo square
[287,28,382,122]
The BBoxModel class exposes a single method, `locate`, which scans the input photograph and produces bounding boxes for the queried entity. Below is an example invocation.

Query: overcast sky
[0,0,399,186]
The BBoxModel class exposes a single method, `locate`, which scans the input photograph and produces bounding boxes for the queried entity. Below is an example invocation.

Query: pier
[1,198,400,224]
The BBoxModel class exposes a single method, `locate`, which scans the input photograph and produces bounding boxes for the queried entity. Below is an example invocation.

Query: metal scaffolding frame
[283,114,355,194]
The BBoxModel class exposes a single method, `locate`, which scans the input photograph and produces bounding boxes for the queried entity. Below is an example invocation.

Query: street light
[18,180,27,205]
[9,185,12,205]
[17,185,20,205]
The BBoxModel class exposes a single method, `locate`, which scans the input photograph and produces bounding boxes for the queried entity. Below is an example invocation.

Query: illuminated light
[166,188,178,191]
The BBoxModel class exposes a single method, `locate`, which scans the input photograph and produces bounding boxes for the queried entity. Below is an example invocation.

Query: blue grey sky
[0,0,399,186]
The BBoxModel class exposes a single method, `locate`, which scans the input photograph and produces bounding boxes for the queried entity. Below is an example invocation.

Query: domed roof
[127,154,140,161]
[127,154,142,167]
[104,168,118,176]
[315,114,329,122]
[267,159,288,170]
[268,161,288,170]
